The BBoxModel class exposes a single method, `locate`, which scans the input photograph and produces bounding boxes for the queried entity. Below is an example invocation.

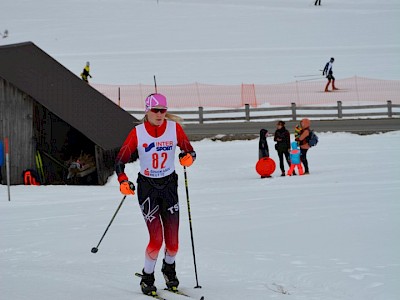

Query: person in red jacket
[115,93,196,296]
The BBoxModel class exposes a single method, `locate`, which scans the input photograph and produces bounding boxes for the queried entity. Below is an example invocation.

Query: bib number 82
[152,152,168,169]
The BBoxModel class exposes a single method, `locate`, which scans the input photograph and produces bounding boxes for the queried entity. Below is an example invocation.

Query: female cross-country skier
[115,93,196,296]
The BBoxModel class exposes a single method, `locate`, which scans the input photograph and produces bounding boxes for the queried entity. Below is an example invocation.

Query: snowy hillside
[1,0,399,85]
[1,132,400,300]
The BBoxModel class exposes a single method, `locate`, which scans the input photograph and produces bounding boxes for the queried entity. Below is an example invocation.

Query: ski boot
[161,260,179,290]
[139,269,157,295]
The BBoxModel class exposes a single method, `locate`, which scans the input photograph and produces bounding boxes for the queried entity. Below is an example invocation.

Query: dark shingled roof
[0,42,138,150]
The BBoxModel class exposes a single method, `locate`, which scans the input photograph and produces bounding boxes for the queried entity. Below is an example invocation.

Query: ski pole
[91,195,126,253]
[4,138,11,201]
[294,74,322,78]
[183,166,202,288]
[296,77,324,82]
[154,75,158,93]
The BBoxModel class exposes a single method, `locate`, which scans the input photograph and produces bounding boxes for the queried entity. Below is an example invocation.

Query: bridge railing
[127,101,400,124]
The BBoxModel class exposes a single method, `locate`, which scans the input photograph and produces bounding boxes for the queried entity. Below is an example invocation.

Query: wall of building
[0,77,35,184]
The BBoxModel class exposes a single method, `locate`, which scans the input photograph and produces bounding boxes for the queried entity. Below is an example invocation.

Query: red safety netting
[91,76,400,109]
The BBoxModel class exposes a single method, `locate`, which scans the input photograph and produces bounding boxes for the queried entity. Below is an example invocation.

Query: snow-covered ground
[1,1,400,299]
[1,132,400,300]
[1,0,399,85]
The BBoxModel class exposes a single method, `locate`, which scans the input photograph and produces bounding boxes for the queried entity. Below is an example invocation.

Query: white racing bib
[136,121,177,178]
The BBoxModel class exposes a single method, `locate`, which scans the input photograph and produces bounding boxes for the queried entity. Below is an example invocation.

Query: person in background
[258,129,271,178]
[115,93,196,296]
[294,123,302,143]
[323,57,338,92]
[315,0,321,5]
[80,61,92,83]
[274,121,291,176]
[296,118,311,174]
[287,142,304,176]
[258,129,270,159]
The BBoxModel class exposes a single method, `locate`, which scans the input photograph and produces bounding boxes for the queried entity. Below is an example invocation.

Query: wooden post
[245,104,250,121]
[387,100,392,118]
[5,138,10,201]
[337,101,343,119]
[0,140,3,187]
[291,103,297,121]
[118,87,121,107]
[195,82,201,107]
[95,145,103,185]
[199,107,204,124]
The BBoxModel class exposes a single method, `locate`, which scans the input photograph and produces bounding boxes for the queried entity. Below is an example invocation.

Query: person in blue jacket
[287,142,304,176]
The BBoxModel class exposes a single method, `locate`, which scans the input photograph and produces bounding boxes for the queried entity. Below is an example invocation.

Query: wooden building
[0,42,138,185]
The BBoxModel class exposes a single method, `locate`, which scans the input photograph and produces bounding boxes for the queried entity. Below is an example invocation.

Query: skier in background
[274,121,292,176]
[323,57,338,92]
[315,0,321,5]
[80,61,92,83]
[115,93,196,296]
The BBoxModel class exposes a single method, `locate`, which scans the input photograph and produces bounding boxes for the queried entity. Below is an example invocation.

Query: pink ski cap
[145,93,168,112]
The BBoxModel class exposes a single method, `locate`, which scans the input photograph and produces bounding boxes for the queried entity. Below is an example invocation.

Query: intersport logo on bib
[143,141,173,152]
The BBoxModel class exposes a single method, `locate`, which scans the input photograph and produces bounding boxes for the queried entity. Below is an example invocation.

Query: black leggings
[136,172,180,261]
[277,150,291,172]
[300,148,309,173]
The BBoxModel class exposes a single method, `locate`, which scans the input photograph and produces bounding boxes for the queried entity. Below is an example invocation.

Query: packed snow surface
[1,132,400,300]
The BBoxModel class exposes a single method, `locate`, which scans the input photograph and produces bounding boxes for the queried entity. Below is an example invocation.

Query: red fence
[92,76,400,109]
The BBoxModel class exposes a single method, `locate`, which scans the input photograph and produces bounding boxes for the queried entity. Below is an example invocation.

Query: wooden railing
[127,101,400,124]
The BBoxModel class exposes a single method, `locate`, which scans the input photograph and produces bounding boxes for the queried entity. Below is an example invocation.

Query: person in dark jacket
[274,121,291,176]
[258,129,271,178]
[258,129,269,159]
